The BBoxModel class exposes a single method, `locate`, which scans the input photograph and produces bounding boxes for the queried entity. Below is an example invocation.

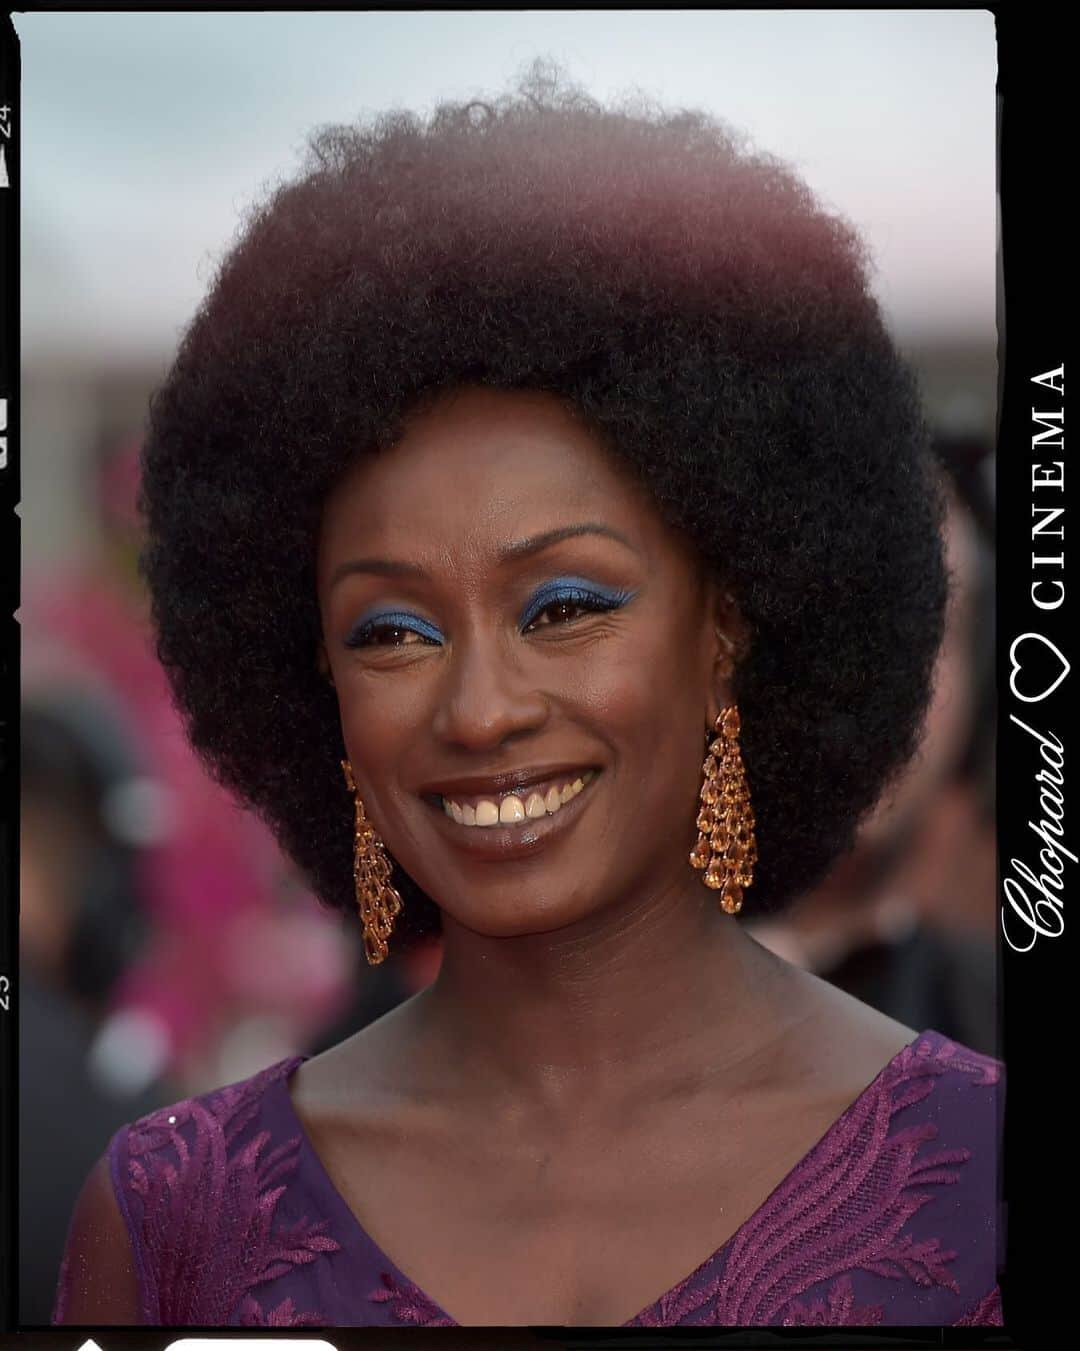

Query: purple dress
[52,1028,1003,1327]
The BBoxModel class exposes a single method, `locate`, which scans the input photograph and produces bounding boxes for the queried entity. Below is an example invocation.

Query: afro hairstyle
[140,62,948,943]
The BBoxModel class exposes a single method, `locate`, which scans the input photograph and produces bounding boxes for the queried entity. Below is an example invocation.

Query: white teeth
[475,800,500,827]
[442,770,596,828]
[499,795,526,824]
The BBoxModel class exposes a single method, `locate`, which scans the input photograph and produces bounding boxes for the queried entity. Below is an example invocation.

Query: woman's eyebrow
[330,522,638,588]
[501,522,638,563]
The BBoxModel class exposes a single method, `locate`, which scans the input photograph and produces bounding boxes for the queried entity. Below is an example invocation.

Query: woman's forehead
[320,387,666,562]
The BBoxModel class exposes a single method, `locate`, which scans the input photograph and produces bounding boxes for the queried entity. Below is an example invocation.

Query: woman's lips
[423,769,601,859]
[440,768,597,822]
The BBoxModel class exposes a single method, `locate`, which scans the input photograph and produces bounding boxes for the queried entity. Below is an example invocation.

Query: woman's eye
[345,618,440,649]
[346,589,632,648]
[366,625,424,646]
[523,590,627,632]
[528,599,595,628]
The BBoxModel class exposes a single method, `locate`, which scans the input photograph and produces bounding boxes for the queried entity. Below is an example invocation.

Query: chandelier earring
[341,759,403,965]
[688,706,757,914]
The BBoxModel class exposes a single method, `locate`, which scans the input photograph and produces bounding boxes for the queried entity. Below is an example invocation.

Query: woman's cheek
[337,683,420,776]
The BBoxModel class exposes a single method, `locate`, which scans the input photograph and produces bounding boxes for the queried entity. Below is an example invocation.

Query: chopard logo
[1002,363,1069,953]
[1002,714,1070,953]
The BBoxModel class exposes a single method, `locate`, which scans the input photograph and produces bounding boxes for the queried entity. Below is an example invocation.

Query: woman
[52,68,1003,1328]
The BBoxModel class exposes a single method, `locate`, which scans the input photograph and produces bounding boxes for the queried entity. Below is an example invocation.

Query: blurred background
[13,11,997,1323]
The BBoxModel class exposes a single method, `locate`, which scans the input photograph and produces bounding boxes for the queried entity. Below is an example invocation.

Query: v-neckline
[273,1029,928,1327]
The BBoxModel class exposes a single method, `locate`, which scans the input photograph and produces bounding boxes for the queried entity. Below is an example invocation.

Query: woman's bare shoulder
[753,951,922,1107]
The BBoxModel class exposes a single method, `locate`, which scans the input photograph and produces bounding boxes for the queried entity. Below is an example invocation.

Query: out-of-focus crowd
[18,425,996,1324]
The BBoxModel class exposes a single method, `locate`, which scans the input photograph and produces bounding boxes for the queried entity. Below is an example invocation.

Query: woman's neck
[407,880,798,1124]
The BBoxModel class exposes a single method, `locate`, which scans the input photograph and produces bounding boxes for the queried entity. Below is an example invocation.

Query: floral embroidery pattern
[954,1285,1004,1326]
[627,1036,999,1326]
[781,1274,884,1325]
[124,1057,339,1325]
[238,1294,327,1326]
[368,1270,456,1326]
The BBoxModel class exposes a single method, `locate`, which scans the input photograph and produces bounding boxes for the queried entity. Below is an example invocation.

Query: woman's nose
[430,629,549,751]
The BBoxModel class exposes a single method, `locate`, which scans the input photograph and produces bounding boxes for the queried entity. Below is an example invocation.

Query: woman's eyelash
[519,585,633,631]
[345,612,442,649]
[345,584,635,649]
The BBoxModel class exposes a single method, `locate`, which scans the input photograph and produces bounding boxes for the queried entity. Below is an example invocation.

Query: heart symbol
[1009,631,1071,704]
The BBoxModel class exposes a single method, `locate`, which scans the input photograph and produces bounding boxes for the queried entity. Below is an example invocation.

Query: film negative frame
[0,6,1066,1347]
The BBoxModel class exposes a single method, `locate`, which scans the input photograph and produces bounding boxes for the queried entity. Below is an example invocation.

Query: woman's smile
[422,767,603,860]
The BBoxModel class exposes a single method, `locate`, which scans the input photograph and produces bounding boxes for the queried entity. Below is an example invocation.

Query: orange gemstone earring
[342,760,403,965]
[689,706,756,913]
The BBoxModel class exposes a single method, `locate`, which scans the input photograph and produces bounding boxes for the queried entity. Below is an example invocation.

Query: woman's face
[317,386,736,940]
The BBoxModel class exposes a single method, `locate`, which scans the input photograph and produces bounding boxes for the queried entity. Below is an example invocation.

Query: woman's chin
[434,891,601,944]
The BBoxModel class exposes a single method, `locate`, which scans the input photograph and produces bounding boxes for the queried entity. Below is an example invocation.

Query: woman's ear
[706,583,749,724]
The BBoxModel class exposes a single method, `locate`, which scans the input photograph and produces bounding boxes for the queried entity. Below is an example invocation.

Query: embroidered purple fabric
[52,1029,1004,1327]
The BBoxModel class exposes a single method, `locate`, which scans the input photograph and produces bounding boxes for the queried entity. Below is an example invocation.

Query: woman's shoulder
[881,1026,1003,1146]
[785,1026,1005,1327]
[116,1049,315,1223]
[54,1053,316,1326]
[801,1004,1004,1232]
[789,968,1002,1116]
[728,1002,1005,1328]
[119,1052,307,1161]
[900,1026,1003,1083]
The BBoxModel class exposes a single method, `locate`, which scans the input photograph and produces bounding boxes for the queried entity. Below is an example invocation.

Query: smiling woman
[315,386,744,920]
[51,64,1003,1328]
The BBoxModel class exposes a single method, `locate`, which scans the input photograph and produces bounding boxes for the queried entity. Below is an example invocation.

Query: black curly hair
[140,63,948,945]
